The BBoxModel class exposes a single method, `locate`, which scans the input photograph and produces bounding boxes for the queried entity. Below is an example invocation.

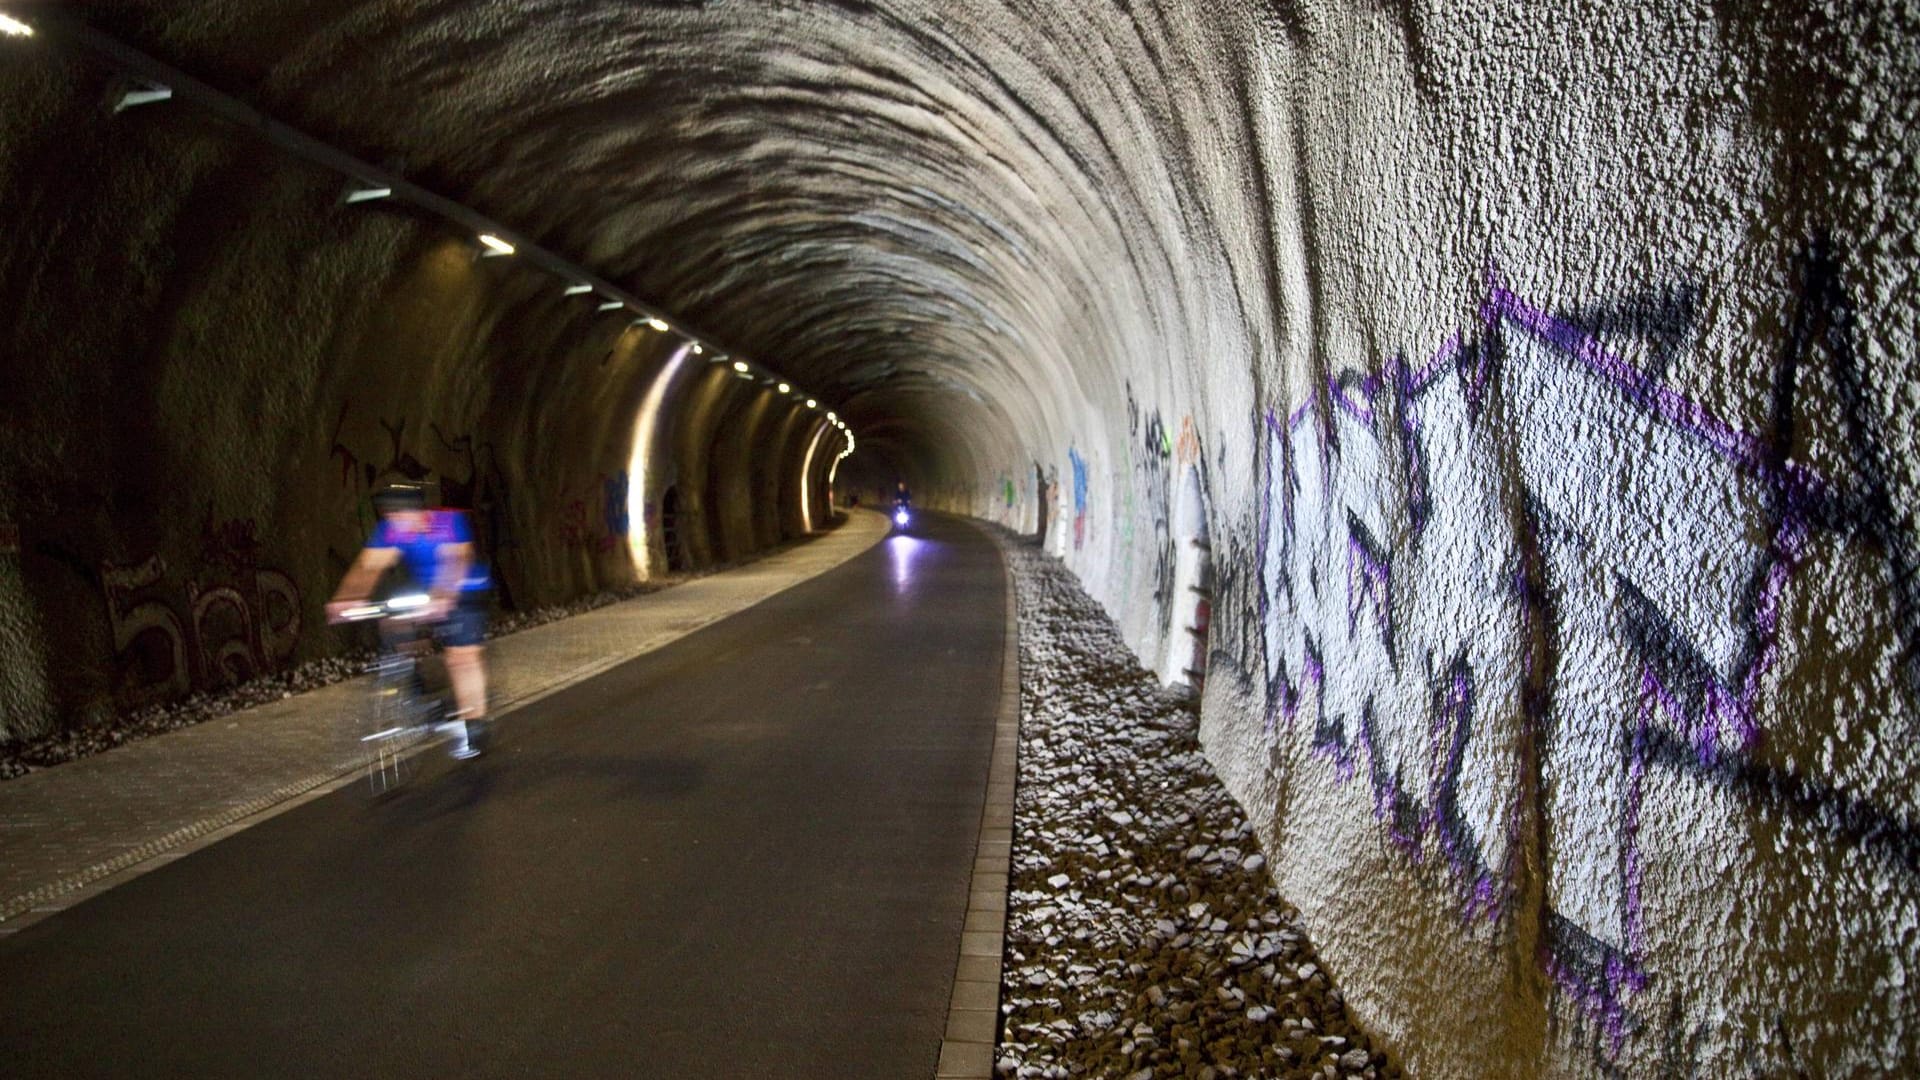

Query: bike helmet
[370,483,429,514]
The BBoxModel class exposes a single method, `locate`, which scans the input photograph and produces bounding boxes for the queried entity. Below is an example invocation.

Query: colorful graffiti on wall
[1069,448,1089,551]
[1175,415,1202,468]
[604,470,631,543]
[1227,236,1918,1055]
[557,470,631,554]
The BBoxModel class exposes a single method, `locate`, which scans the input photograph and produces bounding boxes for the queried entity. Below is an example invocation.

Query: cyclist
[326,483,493,758]
[890,481,913,528]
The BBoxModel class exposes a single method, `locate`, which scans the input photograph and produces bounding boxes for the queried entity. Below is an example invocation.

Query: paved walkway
[0,512,890,926]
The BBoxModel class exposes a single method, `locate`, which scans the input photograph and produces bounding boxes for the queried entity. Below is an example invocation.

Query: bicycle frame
[342,595,454,794]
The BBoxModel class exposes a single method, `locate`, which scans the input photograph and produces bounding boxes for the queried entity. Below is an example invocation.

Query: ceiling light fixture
[477,234,515,256]
[113,83,173,112]
[0,12,35,36]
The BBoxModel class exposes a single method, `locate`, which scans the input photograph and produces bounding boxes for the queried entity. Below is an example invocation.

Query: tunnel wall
[0,1,1913,1075]
[940,5,1920,1077]
[0,47,843,742]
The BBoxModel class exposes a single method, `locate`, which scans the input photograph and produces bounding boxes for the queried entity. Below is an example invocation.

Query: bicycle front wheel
[359,653,428,795]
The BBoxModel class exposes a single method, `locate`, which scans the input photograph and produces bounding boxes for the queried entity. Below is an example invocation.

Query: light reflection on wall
[626,341,694,578]
[798,420,832,533]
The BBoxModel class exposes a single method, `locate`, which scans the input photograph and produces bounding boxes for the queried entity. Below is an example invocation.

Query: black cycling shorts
[442,590,490,648]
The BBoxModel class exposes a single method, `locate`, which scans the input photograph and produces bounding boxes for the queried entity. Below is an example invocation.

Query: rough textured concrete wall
[993,6,1920,1076]
[0,1,1914,1074]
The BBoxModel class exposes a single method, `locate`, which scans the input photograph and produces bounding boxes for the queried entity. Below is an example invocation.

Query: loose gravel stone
[992,531,1394,1079]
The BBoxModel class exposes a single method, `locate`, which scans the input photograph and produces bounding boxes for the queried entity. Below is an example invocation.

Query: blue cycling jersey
[370,509,491,593]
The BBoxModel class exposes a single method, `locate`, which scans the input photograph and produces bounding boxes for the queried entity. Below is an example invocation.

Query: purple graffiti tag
[1345,514,1396,666]
[1242,238,1919,1064]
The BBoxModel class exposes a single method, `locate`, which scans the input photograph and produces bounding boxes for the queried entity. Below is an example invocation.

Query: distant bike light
[894,510,910,526]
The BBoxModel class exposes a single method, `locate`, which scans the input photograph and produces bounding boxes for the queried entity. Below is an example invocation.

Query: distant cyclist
[327,484,493,758]
[893,481,912,513]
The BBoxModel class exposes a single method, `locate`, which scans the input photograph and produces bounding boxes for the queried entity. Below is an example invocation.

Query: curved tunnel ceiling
[63,0,1229,486]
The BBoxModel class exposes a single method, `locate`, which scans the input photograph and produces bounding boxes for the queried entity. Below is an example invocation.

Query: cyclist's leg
[442,590,491,755]
[446,645,486,718]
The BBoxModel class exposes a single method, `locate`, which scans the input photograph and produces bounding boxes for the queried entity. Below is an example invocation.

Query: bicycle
[336,593,491,794]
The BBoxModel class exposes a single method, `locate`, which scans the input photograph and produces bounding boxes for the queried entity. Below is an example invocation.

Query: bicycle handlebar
[334,593,438,623]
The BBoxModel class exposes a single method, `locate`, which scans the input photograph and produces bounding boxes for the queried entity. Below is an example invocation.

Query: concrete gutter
[936,521,1021,1078]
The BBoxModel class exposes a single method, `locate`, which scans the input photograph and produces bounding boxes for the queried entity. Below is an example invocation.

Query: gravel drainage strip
[993,533,1399,1080]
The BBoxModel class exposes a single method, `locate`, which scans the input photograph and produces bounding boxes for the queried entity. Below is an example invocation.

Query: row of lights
[479,232,852,433]
[459,230,851,432]
[0,8,856,453]
[468,235,850,438]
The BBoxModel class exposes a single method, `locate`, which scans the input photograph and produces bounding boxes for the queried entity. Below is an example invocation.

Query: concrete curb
[0,513,890,931]
[936,525,1021,1079]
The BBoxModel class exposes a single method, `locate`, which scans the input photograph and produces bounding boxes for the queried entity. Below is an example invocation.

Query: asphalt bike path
[0,513,1006,1079]
[0,511,893,923]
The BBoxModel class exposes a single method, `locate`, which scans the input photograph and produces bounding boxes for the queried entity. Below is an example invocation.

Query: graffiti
[1242,236,1918,1055]
[330,408,517,551]
[1136,408,1177,633]
[984,472,1026,527]
[1174,415,1202,467]
[429,422,518,561]
[1069,449,1089,551]
[1035,462,1056,545]
[1172,418,1215,690]
[556,495,594,551]
[102,513,303,706]
[330,408,429,535]
[603,470,631,541]
[102,555,188,706]
[557,471,631,554]
[1188,591,1213,690]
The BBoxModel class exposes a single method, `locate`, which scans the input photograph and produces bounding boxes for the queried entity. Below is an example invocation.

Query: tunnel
[1,2,1917,1076]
